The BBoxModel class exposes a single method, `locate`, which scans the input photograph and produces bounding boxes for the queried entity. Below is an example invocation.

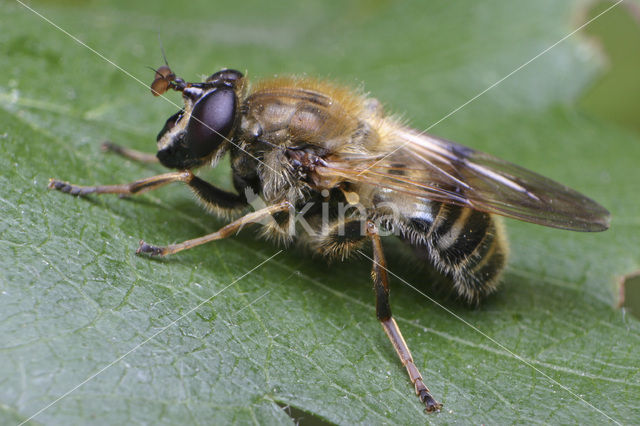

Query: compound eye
[185,87,236,158]
[156,110,183,141]
[206,69,244,85]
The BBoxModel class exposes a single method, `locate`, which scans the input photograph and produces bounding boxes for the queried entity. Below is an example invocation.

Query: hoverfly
[49,64,610,412]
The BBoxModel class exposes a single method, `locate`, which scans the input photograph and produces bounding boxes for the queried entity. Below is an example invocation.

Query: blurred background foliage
[580,1,640,135]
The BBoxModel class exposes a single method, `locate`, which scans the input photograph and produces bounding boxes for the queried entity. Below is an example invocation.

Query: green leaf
[1,0,639,424]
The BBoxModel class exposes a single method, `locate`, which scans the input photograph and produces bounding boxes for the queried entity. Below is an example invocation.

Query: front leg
[366,221,442,413]
[101,141,159,164]
[49,170,248,217]
[48,171,193,196]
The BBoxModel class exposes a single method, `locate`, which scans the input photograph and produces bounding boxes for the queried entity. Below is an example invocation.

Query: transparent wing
[316,128,610,231]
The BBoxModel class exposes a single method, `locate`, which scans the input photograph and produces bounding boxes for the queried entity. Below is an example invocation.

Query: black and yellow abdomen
[392,198,509,303]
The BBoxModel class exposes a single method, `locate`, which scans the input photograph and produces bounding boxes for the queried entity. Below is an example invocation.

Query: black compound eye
[156,110,183,141]
[185,87,236,158]
[206,69,244,85]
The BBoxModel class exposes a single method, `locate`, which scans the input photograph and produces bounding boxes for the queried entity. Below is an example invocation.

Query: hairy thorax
[231,77,378,205]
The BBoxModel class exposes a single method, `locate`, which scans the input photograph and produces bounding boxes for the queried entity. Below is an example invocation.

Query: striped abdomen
[400,202,509,303]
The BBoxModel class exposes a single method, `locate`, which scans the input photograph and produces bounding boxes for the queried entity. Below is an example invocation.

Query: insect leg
[49,170,247,213]
[137,201,291,256]
[101,141,159,163]
[187,175,249,216]
[366,220,442,413]
[309,217,368,260]
[48,171,194,196]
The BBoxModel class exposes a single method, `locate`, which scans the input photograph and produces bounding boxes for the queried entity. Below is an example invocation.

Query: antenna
[158,32,170,67]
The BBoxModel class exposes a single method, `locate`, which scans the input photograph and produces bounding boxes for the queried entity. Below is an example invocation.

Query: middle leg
[137,200,291,256]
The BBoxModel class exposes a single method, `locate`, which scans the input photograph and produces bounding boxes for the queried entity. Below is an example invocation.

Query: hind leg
[366,221,442,412]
